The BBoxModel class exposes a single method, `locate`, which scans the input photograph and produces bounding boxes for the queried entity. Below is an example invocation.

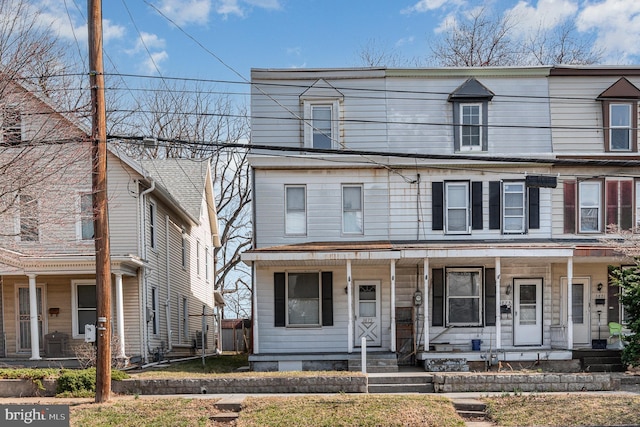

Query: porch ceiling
[0,253,142,277]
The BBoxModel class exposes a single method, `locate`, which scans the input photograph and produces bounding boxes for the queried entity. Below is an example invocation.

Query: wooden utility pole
[88,0,112,403]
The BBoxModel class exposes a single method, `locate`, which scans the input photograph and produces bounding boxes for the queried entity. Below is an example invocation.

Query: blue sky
[30,0,640,86]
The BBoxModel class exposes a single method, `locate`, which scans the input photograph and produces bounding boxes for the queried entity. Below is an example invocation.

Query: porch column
[347,260,353,353]
[28,274,40,360]
[495,257,501,350]
[252,262,259,354]
[567,257,574,350]
[115,273,126,359]
[390,260,396,352]
[423,258,429,352]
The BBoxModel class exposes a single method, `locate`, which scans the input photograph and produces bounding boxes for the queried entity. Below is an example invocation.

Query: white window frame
[445,182,470,234]
[196,240,201,277]
[578,181,602,233]
[181,295,189,342]
[609,103,632,151]
[151,286,159,335]
[181,232,187,269]
[342,184,363,235]
[205,246,210,283]
[19,194,39,242]
[460,103,482,151]
[71,280,96,339]
[2,105,22,145]
[286,271,321,327]
[149,201,157,249]
[503,182,526,234]
[303,100,340,149]
[285,185,307,235]
[77,192,94,240]
[445,268,483,327]
[636,180,640,231]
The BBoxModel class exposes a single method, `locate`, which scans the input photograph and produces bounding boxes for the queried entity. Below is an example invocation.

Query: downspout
[165,215,172,352]
[139,179,155,363]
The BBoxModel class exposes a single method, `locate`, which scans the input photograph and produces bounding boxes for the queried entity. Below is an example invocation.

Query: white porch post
[28,274,40,360]
[115,273,126,358]
[423,258,429,352]
[252,262,259,354]
[567,257,574,350]
[347,260,353,353]
[390,260,396,352]
[495,257,501,350]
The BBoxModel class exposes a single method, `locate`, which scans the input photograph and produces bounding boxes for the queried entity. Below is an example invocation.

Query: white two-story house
[243,66,639,372]
[0,78,223,363]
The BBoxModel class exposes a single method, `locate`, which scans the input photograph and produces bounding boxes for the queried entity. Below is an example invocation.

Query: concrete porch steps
[367,373,435,393]
[451,398,488,421]
[573,349,625,373]
[348,352,398,373]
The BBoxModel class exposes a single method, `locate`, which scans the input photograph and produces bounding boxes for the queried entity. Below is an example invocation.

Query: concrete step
[584,363,626,372]
[452,399,487,421]
[211,412,239,423]
[368,383,435,393]
[368,375,433,385]
[583,356,622,365]
[215,396,244,412]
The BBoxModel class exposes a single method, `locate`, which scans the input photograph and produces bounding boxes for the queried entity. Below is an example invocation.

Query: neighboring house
[0,78,223,362]
[242,66,640,372]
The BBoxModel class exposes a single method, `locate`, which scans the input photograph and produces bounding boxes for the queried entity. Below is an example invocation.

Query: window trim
[71,280,97,339]
[502,181,526,234]
[342,184,363,235]
[196,239,201,277]
[285,185,307,236]
[445,181,470,235]
[19,194,39,242]
[205,246,210,283]
[459,103,482,151]
[151,286,159,335]
[2,105,22,145]
[303,100,340,149]
[286,271,322,328]
[77,192,94,241]
[445,267,483,327]
[578,180,603,233]
[149,200,157,250]
[608,103,632,151]
[181,232,187,269]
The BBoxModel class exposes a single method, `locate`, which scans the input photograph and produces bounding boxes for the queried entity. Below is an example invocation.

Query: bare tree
[357,38,420,67]
[523,21,603,66]
[114,80,252,318]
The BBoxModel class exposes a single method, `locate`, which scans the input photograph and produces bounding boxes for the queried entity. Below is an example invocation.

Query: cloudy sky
[25,0,640,85]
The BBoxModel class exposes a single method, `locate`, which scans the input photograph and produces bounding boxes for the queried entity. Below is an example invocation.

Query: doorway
[354,280,381,347]
[513,278,543,346]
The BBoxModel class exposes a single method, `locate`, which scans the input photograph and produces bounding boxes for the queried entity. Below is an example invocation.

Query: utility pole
[88,0,112,403]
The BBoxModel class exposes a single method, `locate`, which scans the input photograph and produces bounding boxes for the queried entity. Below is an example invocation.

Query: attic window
[2,106,22,145]
[300,79,343,150]
[448,78,494,153]
[598,77,640,152]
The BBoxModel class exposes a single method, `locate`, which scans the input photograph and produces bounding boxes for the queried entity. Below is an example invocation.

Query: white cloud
[216,0,281,17]
[576,0,640,63]
[395,36,415,47]
[142,51,170,74]
[125,32,168,74]
[157,0,212,26]
[401,0,455,14]
[506,0,578,35]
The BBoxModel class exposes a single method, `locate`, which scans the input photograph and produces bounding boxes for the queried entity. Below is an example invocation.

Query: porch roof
[242,239,627,266]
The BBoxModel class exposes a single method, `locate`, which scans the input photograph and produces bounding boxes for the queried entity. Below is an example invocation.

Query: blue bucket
[471,339,481,351]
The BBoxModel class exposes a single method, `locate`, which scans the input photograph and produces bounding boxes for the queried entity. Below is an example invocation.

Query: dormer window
[2,106,21,145]
[449,78,494,153]
[598,77,640,152]
[300,79,343,150]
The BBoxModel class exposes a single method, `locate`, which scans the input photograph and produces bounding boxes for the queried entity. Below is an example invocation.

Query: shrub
[609,265,640,367]
[56,368,96,396]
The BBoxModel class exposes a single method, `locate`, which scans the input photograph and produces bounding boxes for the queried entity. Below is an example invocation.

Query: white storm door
[562,278,591,347]
[513,278,542,346]
[354,281,381,347]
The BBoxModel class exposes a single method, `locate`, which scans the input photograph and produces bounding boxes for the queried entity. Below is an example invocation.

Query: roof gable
[448,77,495,101]
[598,77,640,99]
[299,79,344,101]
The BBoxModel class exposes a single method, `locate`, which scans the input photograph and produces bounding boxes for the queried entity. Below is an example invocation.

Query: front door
[17,286,44,352]
[354,281,381,347]
[513,278,542,346]
[562,278,591,347]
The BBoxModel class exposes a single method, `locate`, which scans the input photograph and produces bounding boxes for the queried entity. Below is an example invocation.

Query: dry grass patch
[237,394,465,427]
[70,397,225,427]
[483,393,640,426]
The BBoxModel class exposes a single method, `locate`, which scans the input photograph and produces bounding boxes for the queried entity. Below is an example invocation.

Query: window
[342,185,363,234]
[503,182,525,233]
[445,182,469,234]
[274,272,333,328]
[303,100,340,149]
[151,287,159,335]
[196,240,201,276]
[2,106,21,145]
[636,181,640,229]
[149,201,157,249]
[460,104,481,150]
[181,233,187,269]
[72,281,96,339]
[205,246,210,282]
[285,185,306,235]
[19,194,38,241]
[287,272,320,326]
[80,193,94,240]
[609,104,632,151]
[606,180,633,230]
[181,296,188,342]
[446,268,482,326]
[578,181,601,233]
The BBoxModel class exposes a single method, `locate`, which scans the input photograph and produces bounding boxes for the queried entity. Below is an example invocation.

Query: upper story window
[579,181,602,233]
[285,185,306,235]
[445,182,470,234]
[598,77,640,152]
[449,78,493,153]
[149,201,157,249]
[181,232,187,269]
[79,192,94,240]
[2,106,22,145]
[300,79,343,150]
[342,185,363,234]
[19,194,38,242]
[502,182,526,233]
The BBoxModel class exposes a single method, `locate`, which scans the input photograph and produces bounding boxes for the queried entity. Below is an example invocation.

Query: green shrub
[56,368,96,395]
[609,265,640,367]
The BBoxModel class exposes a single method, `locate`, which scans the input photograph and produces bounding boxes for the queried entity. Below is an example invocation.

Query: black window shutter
[322,272,333,326]
[274,272,286,327]
[489,181,501,230]
[528,187,540,230]
[432,268,444,326]
[484,268,496,326]
[432,182,444,230]
[472,181,483,230]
